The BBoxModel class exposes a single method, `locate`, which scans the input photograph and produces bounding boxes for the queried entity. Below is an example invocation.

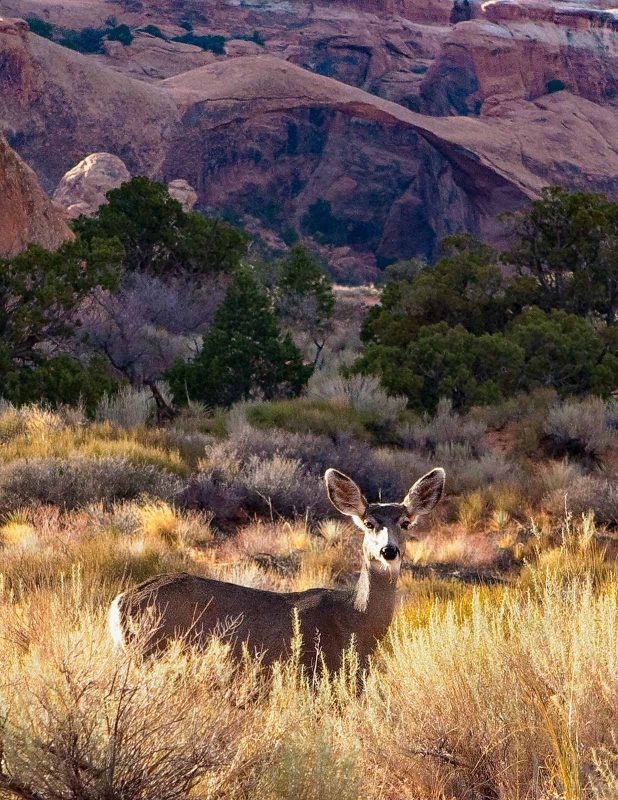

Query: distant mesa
[53,153,198,217]
[0,134,72,257]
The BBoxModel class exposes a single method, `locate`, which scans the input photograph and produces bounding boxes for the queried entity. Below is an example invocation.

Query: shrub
[362,235,507,340]
[369,579,618,798]
[241,456,328,519]
[469,387,558,431]
[0,403,68,445]
[179,450,329,524]
[543,397,617,460]
[0,582,251,800]
[546,477,618,528]
[397,397,486,452]
[96,385,153,428]
[356,323,524,412]
[172,32,226,54]
[546,78,566,93]
[204,422,516,510]
[608,398,618,431]
[176,470,250,528]
[74,177,248,275]
[276,244,335,364]
[140,24,167,39]
[246,399,371,439]
[503,186,618,324]
[25,17,53,38]
[6,354,119,414]
[208,425,408,501]
[306,373,407,426]
[507,308,618,398]
[0,240,122,409]
[107,23,134,46]
[58,26,108,53]
[378,257,427,285]
[430,443,516,495]
[258,727,361,800]
[0,456,180,510]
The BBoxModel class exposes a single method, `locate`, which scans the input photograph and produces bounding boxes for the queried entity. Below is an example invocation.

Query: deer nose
[380,545,400,561]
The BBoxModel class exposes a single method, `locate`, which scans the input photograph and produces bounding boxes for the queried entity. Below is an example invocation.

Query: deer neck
[353,558,399,640]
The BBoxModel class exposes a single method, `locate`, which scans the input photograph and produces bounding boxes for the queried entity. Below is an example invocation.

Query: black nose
[380,545,400,561]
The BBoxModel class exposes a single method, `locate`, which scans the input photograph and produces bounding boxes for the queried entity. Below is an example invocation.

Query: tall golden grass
[0,512,617,799]
[0,401,617,798]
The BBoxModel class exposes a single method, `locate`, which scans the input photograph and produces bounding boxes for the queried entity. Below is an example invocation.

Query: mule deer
[109,467,445,671]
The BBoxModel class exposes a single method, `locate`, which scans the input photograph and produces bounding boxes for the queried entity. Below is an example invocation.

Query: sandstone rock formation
[0,132,72,257]
[2,0,618,271]
[53,152,131,218]
[168,178,198,212]
[52,152,200,216]
[421,2,618,115]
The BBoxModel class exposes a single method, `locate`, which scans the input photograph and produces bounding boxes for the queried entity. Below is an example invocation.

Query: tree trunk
[145,380,177,424]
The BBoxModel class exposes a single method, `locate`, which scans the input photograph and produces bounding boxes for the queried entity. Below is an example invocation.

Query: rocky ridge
[0,131,72,257]
[1,0,617,270]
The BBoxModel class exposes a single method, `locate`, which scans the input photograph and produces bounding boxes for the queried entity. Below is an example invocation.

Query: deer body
[110,468,445,671]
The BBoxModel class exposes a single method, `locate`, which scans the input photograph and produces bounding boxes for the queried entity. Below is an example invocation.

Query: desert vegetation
[1,180,618,798]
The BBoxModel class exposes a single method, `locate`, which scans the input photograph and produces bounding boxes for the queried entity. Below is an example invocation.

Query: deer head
[325,467,446,576]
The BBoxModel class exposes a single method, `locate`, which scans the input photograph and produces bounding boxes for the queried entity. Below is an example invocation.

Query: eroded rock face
[2,1,618,272]
[0,133,72,257]
[420,4,618,115]
[53,152,131,218]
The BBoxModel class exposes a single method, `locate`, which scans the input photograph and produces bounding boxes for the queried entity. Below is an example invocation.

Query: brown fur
[111,468,445,671]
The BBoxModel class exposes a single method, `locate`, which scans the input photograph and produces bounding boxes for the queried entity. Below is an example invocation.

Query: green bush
[58,27,107,53]
[356,323,524,412]
[140,25,166,39]
[107,24,134,46]
[362,235,512,342]
[358,205,618,412]
[546,78,566,94]
[74,177,248,275]
[25,17,53,39]
[172,33,226,54]
[357,309,618,413]
[507,307,618,397]
[503,187,618,324]
[5,355,119,415]
[0,239,122,410]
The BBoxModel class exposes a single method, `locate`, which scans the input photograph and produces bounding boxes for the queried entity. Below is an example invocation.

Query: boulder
[53,152,131,218]
[168,178,198,212]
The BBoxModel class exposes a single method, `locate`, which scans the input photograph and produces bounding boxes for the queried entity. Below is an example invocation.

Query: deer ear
[325,469,367,518]
[403,468,445,516]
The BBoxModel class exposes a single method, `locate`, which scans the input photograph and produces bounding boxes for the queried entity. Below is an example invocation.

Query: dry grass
[1,400,618,798]
[1,519,618,799]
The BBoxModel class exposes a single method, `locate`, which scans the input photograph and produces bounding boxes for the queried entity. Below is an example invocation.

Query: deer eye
[364,520,375,531]
[400,519,412,530]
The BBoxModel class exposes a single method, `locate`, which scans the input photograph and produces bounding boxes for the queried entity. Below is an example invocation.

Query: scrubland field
[0,382,617,800]
[2,181,618,798]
